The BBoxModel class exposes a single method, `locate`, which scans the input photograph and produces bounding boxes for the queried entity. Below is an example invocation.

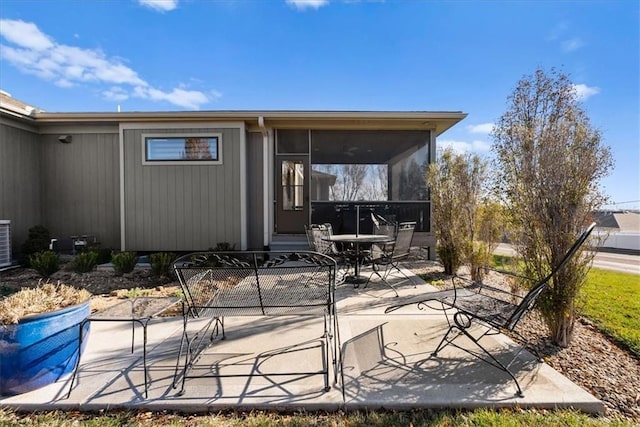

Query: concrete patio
[0,268,604,414]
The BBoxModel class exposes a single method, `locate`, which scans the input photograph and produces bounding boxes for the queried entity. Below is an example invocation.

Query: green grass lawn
[0,408,634,427]
[582,267,640,356]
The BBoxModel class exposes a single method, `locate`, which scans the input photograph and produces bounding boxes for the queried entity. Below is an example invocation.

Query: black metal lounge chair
[385,222,596,397]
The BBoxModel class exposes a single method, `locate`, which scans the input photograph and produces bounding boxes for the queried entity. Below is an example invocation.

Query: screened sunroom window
[310,130,429,201]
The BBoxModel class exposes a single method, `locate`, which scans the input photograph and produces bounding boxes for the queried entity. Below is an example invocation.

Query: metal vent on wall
[0,220,11,267]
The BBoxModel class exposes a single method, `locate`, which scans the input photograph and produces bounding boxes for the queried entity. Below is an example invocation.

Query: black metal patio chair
[305,223,353,282]
[365,221,417,296]
[384,222,596,397]
[371,212,396,238]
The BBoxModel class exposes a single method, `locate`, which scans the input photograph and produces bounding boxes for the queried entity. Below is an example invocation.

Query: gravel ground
[2,255,639,423]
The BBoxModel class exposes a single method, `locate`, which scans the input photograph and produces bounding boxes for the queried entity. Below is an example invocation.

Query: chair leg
[460,326,524,397]
[365,263,399,297]
[365,263,384,288]
[431,324,459,356]
[384,261,415,288]
[432,322,525,397]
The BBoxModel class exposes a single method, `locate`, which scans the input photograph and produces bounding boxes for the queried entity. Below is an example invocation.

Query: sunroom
[274,129,434,253]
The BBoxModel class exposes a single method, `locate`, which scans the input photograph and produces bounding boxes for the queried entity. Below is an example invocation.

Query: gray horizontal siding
[0,120,42,256]
[123,127,242,251]
[40,133,120,249]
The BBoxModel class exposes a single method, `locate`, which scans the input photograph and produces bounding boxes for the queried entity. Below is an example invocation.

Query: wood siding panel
[39,132,120,249]
[123,127,242,251]
[0,121,42,256]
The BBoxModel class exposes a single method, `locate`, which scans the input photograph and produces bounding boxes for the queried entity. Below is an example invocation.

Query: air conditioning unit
[0,220,11,267]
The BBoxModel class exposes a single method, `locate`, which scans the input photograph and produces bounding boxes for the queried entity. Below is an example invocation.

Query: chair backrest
[371,213,396,238]
[305,223,334,255]
[391,221,416,259]
[304,224,315,250]
[505,222,596,330]
[173,251,336,317]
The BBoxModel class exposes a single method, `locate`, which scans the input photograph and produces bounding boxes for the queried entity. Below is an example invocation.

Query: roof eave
[31,110,467,135]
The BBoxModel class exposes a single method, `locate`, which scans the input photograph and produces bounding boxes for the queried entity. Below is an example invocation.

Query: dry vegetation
[0,281,91,325]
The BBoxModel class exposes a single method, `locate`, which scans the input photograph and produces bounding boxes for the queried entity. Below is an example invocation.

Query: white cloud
[103,86,129,102]
[573,83,600,101]
[0,19,212,109]
[467,123,494,134]
[138,0,178,12]
[547,21,568,41]
[471,140,491,151]
[134,86,209,110]
[209,89,223,101]
[0,19,53,51]
[562,37,584,52]
[438,139,491,154]
[547,22,586,53]
[286,0,329,10]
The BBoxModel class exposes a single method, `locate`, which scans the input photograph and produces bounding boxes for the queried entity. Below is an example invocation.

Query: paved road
[494,243,640,274]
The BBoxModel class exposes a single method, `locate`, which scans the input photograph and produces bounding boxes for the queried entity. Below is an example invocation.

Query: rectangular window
[142,133,222,165]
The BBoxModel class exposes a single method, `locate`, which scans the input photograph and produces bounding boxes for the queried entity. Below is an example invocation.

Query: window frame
[141,132,223,165]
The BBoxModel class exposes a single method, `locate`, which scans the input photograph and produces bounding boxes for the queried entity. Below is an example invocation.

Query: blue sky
[1,0,638,208]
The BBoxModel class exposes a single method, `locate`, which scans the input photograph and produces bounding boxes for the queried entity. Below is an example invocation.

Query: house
[0,91,466,259]
[593,210,640,253]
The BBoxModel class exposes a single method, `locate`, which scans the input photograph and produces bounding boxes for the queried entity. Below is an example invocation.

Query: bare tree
[491,68,613,347]
[340,164,368,200]
[183,138,212,159]
[427,150,470,274]
[359,165,388,201]
[316,164,388,201]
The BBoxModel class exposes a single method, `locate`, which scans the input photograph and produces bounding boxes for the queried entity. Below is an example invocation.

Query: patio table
[323,234,393,285]
[67,296,182,398]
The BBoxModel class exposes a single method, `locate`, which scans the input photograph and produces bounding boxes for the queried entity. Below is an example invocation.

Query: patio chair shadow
[72,325,337,406]
[335,272,432,314]
[165,316,340,403]
[341,320,541,406]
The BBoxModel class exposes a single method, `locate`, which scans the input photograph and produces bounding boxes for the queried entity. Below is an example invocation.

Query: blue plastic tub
[0,300,90,395]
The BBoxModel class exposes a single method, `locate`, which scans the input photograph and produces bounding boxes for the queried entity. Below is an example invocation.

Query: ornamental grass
[0,281,91,325]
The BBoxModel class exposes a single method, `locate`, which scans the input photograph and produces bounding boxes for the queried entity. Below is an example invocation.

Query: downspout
[258,116,270,250]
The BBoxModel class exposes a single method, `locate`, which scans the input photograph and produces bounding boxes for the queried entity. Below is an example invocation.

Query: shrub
[72,250,99,274]
[111,251,137,275]
[436,244,461,276]
[29,251,60,277]
[150,252,176,278]
[211,242,236,251]
[94,247,113,265]
[123,287,154,298]
[21,225,51,265]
